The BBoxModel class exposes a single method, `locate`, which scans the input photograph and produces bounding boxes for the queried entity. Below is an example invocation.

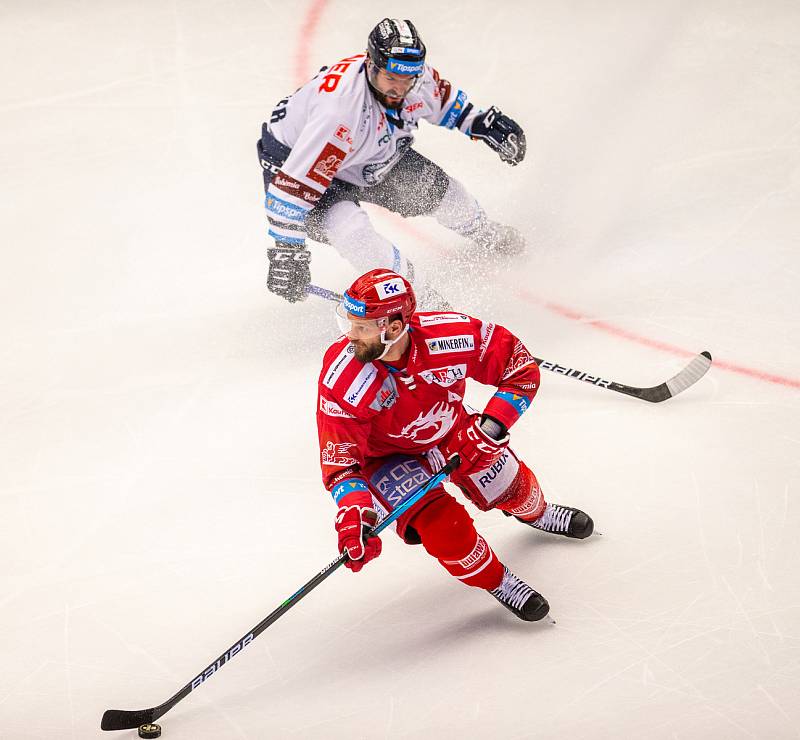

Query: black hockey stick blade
[535,351,712,402]
[102,707,159,731]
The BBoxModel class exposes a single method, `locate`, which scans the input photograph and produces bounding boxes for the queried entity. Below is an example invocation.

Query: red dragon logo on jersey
[387,402,456,445]
[321,441,358,467]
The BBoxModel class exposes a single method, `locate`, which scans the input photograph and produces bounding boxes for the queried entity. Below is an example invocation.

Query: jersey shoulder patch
[415,311,472,327]
[320,338,358,389]
[320,338,382,412]
[412,313,480,357]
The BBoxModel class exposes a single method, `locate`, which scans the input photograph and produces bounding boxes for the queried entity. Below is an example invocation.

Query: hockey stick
[101,455,461,732]
[532,353,712,403]
[306,284,712,403]
[307,283,342,301]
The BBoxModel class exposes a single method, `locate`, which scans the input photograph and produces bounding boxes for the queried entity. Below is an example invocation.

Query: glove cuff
[475,416,510,447]
[479,415,508,441]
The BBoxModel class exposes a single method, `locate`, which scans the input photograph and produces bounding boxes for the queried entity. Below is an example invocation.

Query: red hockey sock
[496,461,546,521]
[439,532,503,589]
[411,495,504,590]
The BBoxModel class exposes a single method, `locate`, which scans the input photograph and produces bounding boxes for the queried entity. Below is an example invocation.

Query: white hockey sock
[432,177,487,239]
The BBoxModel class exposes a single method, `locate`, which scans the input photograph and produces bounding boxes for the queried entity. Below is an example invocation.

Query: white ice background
[1,1,799,738]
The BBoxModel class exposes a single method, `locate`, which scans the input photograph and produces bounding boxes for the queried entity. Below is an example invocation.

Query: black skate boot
[512,503,594,539]
[489,567,550,621]
[468,220,526,259]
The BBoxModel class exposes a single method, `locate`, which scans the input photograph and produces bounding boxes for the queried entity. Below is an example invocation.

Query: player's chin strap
[377,323,409,360]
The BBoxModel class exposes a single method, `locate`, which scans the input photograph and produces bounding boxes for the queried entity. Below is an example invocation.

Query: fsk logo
[375,278,406,300]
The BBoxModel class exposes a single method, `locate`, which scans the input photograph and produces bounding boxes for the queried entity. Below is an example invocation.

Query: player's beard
[350,337,385,363]
[367,80,405,110]
[381,93,404,110]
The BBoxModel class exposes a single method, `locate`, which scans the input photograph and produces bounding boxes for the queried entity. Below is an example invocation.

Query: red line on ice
[294,0,329,88]
[293,2,800,392]
[518,292,800,390]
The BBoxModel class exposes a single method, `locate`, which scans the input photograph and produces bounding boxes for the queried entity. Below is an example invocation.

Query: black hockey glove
[267,243,311,303]
[470,106,526,166]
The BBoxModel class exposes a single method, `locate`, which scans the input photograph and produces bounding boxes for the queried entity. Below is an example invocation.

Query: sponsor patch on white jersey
[375,277,407,300]
[344,363,378,406]
[319,396,355,419]
[419,364,467,387]
[425,335,475,354]
[323,342,356,389]
[418,313,470,326]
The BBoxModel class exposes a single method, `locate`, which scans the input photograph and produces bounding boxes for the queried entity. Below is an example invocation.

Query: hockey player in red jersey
[317,269,594,621]
[259,18,527,306]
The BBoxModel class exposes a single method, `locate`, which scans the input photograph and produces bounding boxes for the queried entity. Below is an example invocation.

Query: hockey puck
[138,724,161,739]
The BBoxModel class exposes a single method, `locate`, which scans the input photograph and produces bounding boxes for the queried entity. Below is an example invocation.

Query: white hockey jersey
[263,53,482,247]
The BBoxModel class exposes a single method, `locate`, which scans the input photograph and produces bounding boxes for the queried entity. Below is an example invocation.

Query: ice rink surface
[2,1,799,738]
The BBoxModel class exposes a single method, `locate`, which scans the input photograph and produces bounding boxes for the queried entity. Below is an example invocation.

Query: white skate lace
[531,504,573,533]
[491,569,535,610]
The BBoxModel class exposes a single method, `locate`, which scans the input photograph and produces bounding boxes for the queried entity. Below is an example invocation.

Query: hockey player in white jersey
[258,18,527,305]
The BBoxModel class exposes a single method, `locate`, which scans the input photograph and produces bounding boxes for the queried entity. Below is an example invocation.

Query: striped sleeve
[317,339,379,502]
[265,171,323,246]
[469,320,540,430]
[330,475,371,505]
[265,105,352,246]
[425,67,481,135]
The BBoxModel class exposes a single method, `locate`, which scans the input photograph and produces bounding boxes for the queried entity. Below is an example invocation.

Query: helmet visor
[335,302,388,339]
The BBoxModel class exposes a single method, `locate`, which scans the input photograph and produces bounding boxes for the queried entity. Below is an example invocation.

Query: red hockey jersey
[316,311,540,503]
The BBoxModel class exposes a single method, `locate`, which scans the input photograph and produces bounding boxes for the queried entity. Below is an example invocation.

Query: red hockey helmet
[342,269,416,324]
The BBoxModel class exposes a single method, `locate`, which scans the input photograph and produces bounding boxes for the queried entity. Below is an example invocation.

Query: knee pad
[451,448,521,511]
[411,495,477,561]
[322,202,416,278]
[324,202,384,247]
[412,495,503,589]
[433,176,485,234]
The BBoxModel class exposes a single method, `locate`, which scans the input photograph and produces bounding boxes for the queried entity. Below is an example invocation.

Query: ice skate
[468,220,526,259]
[489,567,550,622]
[511,503,594,540]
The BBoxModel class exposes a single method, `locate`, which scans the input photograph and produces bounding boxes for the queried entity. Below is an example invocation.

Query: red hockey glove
[443,414,510,476]
[335,503,382,572]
